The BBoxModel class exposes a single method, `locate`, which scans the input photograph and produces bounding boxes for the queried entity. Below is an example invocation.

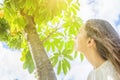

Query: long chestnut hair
[84,19,120,76]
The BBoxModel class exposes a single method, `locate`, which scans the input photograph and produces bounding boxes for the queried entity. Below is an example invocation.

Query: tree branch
[42,23,62,43]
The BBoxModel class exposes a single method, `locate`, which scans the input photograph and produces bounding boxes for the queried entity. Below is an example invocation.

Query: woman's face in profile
[74,26,88,53]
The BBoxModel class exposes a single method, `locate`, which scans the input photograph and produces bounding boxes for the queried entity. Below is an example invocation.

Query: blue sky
[0,0,120,80]
[0,42,35,80]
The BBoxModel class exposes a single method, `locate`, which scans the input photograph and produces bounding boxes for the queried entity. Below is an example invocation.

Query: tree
[0,0,83,80]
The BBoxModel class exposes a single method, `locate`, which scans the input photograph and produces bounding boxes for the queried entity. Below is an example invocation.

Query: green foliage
[7,32,22,49]
[0,18,10,41]
[3,0,72,27]
[80,53,84,61]
[74,51,84,61]
[20,46,35,73]
[2,0,83,75]
[0,18,24,50]
[50,48,73,75]
[44,10,83,75]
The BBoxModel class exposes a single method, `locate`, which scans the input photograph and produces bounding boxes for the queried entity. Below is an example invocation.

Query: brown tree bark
[23,16,57,80]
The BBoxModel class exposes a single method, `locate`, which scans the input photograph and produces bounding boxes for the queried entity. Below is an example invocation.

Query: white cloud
[78,0,120,23]
[78,0,96,22]
[79,0,120,31]
[0,43,35,80]
[95,0,120,32]
[95,0,120,22]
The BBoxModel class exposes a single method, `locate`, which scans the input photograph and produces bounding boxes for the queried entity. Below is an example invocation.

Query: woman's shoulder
[87,61,120,80]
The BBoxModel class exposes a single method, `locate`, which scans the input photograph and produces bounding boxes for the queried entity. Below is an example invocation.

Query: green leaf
[21,47,35,73]
[0,18,10,41]
[24,0,32,10]
[57,61,62,75]
[7,33,22,49]
[23,61,28,69]
[20,48,27,61]
[52,44,55,52]
[66,40,74,49]
[71,6,77,15]
[50,55,58,67]
[64,59,70,70]
[56,40,64,50]
[44,41,51,52]
[61,59,71,74]
[62,60,67,74]
[72,4,80,11]
[62,22,70,28]
[64,54,73,60]
[80,53,84,61]
[10,1,16,12]
[25,50,35,73]
[74,51,78,58]
[28,58,35,73]
[13,16,26,28]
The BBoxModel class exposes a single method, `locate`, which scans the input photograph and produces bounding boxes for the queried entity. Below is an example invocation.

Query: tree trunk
[23,16,57,80]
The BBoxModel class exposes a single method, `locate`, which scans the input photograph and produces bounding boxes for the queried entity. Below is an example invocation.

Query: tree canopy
[0,0,83,76]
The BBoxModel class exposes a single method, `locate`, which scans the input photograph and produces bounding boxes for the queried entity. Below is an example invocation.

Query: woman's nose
[74,36,77,42]
[74,36,77,39]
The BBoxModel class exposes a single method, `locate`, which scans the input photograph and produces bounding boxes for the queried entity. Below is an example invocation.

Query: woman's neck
[85,50,106,69]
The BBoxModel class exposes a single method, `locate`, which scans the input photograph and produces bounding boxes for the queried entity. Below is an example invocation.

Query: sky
[0,43,35,80]
[0,0,120,80]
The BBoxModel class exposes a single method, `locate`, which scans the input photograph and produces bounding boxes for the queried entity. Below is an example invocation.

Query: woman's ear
[87,38,95,48]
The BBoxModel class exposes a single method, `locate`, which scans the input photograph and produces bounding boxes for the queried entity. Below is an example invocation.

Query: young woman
[75,19,120,80]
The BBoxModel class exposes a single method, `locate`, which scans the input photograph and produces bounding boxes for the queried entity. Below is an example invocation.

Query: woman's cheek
[76,38,84,52]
